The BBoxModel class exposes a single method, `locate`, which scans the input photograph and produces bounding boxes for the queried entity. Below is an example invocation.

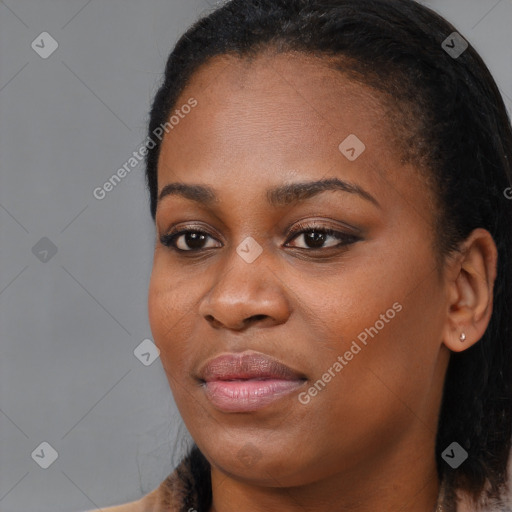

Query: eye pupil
[305,231,326,248]
[186,232,207,249]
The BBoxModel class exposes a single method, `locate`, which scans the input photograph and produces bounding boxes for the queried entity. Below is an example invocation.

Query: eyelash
[159,222,360,254]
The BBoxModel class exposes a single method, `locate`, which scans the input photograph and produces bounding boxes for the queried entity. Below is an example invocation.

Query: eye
[159,222,360,254]
[285,223,360,250]
[160,229,221,252]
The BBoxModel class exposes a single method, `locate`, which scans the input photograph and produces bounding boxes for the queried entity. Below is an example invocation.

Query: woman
[98,0,512,510]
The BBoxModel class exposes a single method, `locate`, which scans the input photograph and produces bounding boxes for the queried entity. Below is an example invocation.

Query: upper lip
[198,351,306,382]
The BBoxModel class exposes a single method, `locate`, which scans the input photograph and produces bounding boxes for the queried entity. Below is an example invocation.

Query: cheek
[147,259,199,367]
[307,264,443,424]
[296,241,443,410]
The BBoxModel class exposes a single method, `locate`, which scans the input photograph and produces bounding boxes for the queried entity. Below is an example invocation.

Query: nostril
[204,314,269,329]
[246,314,267,323]
[205,314,218,325]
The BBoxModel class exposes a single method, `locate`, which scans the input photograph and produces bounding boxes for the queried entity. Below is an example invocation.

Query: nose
[198,244,291,331]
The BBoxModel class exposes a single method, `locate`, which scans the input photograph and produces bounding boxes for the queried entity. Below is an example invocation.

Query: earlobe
[442,228,498,353]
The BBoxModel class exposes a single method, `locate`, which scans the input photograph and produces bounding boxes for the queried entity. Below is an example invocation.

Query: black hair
[145,1,512,510]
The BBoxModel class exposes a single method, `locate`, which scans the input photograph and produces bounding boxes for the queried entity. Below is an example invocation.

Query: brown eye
[286,226,360,250]
[160,230,221,252]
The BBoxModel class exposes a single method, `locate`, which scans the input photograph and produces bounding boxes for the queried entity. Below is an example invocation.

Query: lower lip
[203,378,305,412]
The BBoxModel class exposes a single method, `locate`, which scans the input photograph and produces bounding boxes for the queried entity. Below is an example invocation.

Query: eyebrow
[157,177,380,209]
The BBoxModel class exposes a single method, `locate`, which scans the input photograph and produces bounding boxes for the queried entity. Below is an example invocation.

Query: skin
[147,51,497,512]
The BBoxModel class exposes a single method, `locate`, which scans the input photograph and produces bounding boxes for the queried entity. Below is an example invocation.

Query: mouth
[197,351,307,412]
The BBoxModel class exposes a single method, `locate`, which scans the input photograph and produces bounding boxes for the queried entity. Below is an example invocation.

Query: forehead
[156,51,413,203]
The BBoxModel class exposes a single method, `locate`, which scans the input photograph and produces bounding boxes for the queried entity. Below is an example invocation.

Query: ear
[442,228,498,353]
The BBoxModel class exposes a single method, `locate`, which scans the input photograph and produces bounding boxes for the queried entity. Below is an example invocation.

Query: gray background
[0,1,511,511]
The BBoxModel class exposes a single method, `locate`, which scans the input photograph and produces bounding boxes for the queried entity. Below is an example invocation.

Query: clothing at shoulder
[86,448,512,512]
[88,453,198,512]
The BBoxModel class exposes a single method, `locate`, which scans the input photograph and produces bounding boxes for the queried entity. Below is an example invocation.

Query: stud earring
[459,332,466,342]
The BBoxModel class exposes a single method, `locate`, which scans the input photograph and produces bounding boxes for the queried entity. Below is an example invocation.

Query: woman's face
[148,52,451,486]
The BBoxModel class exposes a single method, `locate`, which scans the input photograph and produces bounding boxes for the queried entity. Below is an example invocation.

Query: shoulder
[83,445,209,512]
[87,469,188,512]
[455,484,512,512]
[94,496,147,511]
[82,488,155,512]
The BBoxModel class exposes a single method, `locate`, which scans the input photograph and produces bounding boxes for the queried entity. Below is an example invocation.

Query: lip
[198,351,307,412]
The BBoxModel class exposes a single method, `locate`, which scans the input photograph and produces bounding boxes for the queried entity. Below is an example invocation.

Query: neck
[208,437,441,512]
